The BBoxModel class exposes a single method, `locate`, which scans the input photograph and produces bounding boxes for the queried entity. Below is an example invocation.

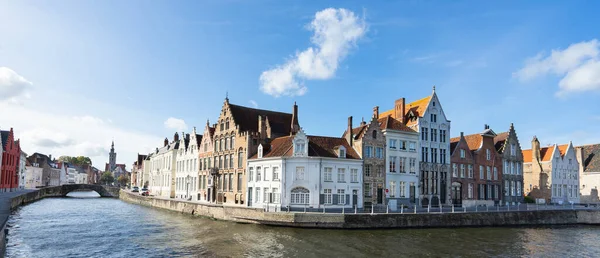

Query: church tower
[109,141,117,171]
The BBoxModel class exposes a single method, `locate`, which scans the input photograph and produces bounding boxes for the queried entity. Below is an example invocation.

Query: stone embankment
[120,190,600,229]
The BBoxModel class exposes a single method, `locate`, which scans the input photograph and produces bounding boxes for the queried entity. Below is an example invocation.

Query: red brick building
[1,128,21,192]
[450,125,503,207]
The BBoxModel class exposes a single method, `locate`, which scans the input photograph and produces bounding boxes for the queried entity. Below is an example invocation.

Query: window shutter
[320,194,324,204]
[346,194,350,205]
[333,194,338,205]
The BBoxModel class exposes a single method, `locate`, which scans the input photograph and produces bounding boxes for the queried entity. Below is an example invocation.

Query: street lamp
[210,167,220,203]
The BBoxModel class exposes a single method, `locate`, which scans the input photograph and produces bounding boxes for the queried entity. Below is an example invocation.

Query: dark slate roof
[1,130,9,149]
[494,132,509,154]
[196,134,203,147]
[251,135,360,159]
[581,144,600,172]
[229,104,293,135]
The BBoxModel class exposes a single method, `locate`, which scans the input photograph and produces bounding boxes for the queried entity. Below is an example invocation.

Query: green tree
[101,171,114,185]
[117,174,130,187]
[58,156,92,166]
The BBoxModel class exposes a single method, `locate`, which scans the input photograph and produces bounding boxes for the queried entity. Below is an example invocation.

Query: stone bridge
[38,184,121,198]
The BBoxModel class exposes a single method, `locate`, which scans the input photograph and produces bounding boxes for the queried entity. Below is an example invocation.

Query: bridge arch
[41,184,121,198]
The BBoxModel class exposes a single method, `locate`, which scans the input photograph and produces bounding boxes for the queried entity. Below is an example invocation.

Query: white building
[67,167,77,184]
[577,144,600,202]
[378,115,420,209]
[175,128,202,201]
[247,130,363,210]
[148,133,179,198]
[19,150,27,189]
[379,87,452,206]
[523,139,580,204]
[76,172,88,184]
[25,165,44,189]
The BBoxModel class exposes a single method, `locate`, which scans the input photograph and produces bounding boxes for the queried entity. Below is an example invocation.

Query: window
[263,188,269,203]
[324,189,333,204]
[452,164,458,177]
[468,165,473,178]
[441,149,447,164]
[479,184,485,199]
[271,188,280,203]
[486,166,491,180]
[422,128,428,141]
[511,144,516,156]
[365,183,372,197]
[377,165,384,177]
[351,169,358,183]
[337,168,346,182]
[220,139,224,151]
[339,148,346,158]
[486,149,491,160]
[511,181,515,196]
[376,147,384,159]
[431,148,438,163]
[569,158,572,165]
[230,154,234,168]
[460,164,465,178]
[255,188,260,203]
[248,167,253,181]
[256,167,262,181]
[431,114,437,123]
[273,167,279,181]
[238,150,243,168]
[460,149,465,158]
[409,142,416,152]
[228,174,233,191]
[372,130,377,139]
[236,174,242,191]
[409,158,416,173]
[225,138,229,151]
[399,157,406,173]
[517,183,522,196]
[230,136,235,149]
[225,119,230,130]
[389,139,397,149]
[263,167,269,181]
[296,167,305,180]
[431,129,437,142]
[390,156,397,172]
[365,165,371,177]
[224,155,228,169]
[400,181,406,197]
[324,167,333,181]
[479,165,484,180]
[440,130,446,143]
[422,147,429,162]
[505,180,510,196]
[468,183,473,198]
[493,167,498,180]
[295,141,306,155]
[290,187,310,204]
[399,141,407,150]
[337,189,345,204]
[390,181,396,197]
[365,146,373,158]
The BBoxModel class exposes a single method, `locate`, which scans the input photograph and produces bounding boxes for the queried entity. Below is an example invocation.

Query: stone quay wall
[120,190,600,229]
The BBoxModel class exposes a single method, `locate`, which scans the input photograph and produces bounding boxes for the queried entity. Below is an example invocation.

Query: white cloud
[513,39,600,96]
[164,117,188,131]
[259,8,367,97]
[0,67,33,102]
[249,100,258,108]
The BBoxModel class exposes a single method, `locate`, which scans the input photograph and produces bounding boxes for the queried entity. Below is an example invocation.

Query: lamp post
[210,167,220,203]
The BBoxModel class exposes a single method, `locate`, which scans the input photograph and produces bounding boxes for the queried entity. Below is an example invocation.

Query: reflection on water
[6,197,600,257]
[66,190,101,198]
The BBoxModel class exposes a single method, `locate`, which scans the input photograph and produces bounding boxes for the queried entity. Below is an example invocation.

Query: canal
[6,191,600,257]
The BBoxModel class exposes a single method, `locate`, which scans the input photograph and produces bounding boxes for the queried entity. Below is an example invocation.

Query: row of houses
[132,88,599,209]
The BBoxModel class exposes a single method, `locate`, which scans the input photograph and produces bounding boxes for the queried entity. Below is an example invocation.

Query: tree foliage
[58,156,92,166]
[117,175,130,186]
[101,171,114,185]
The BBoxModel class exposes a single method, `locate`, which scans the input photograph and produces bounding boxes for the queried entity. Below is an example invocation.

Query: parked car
[140,188,149,196]
[132,186,139,193]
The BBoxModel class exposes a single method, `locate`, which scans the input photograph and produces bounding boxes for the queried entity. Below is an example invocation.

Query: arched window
[220,139,224,151]
[230,136,235,149]
[238,148,244,168]
[224,155,228,169]
[372,130,377,139]
[220,121,224,131]
[230,154,234,168]
[214,140,218,152]
[225,138,229,151]
[291,187,310,204]
[226,118,230,130]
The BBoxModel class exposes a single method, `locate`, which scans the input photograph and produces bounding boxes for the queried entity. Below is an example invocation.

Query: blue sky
[1,0,600,167]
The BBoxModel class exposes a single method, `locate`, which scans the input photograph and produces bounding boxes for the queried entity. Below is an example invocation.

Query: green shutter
[333,194,338,205]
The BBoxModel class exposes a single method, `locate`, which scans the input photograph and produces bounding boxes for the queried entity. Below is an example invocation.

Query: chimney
[373,106,379,119]
[258,115,266,139]
[360,117,366,127]
[532,136,541,161]
[291,102,300,135]
[164,137,168,147]
[484,124,489,130]
[394,98,406,122]
[174,132,179,142]
[49,154,52,160]
[346,116,353,146]
[460,132,464,137]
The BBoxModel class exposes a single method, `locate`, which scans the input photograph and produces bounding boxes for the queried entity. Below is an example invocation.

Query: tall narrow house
[342,107,386,209]
[379,87,451,206]
[494,123,524,205]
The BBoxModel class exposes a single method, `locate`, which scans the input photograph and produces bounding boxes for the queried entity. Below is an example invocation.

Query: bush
[524,196,535,203]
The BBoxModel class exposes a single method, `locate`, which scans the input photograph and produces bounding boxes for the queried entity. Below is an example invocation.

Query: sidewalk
[0,189,37,226]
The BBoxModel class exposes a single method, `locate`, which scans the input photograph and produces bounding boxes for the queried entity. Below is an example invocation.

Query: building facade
[1,129,21,192]
[523,137,580,204]
[198,121,215,202]
[24,165,43,189]
[175,128,202,201]
[207,98,297,205]
[450,126,503,207]
[377,111,419,210]
[148,134,179,198]
[247,130,363,210]
[576,144,600,202]
[379,88,451,206]
[343,111,386,209]
[132,154,148,187]
[18,150,27,189]
[494,123,524,205]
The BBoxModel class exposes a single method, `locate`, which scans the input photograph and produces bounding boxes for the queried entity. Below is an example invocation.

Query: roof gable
[252,134,360,160]
[228,103,293,135]
[580,144,600,172]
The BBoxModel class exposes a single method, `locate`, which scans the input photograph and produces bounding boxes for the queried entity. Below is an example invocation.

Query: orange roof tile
[557,144,569,157]
[522,149,532,163]
[379,95,433,126]
[378,116,415,132]
[523,145,559,163]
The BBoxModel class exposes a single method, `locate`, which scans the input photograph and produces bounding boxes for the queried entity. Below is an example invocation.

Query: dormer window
[258,144,263,158]
[339,146,346,158]
[295,141,306,156]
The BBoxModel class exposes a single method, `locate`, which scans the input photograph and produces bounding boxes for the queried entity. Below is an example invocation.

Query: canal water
[6,191,600,257]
